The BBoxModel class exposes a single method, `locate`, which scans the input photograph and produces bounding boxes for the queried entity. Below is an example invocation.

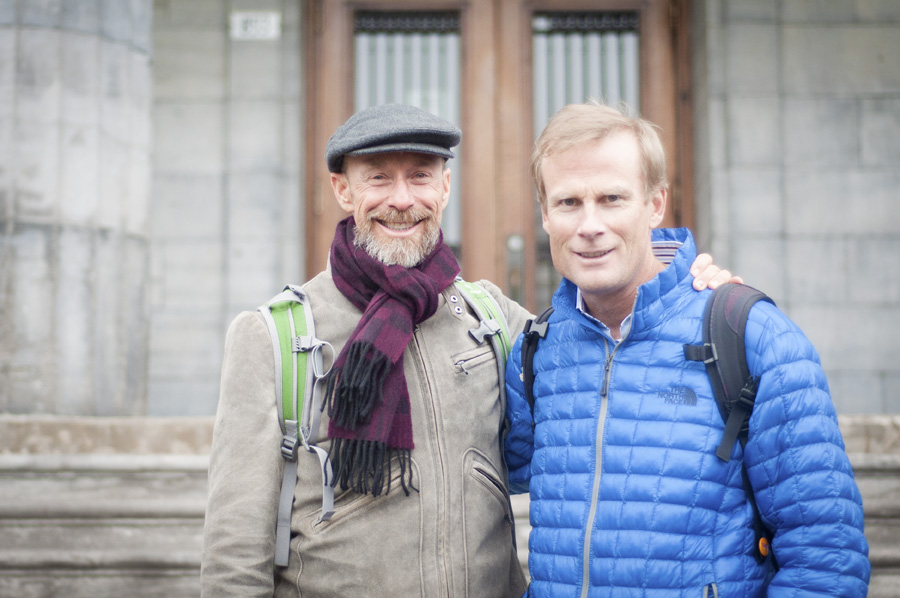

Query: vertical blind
[354,12,463,253]
[532,12,641,308]
[532,12,641,135]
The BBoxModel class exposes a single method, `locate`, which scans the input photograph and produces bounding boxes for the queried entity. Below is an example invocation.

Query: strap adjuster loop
[281,434,300,461]
[703,342,718,364]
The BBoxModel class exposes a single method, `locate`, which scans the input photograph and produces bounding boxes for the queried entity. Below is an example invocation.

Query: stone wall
[0,0,154,416]
[691,0,900,414]
[0,415,897,596]
[148,0,305,416]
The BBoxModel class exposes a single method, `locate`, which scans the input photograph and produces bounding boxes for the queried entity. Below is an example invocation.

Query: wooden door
[304,0,691,310]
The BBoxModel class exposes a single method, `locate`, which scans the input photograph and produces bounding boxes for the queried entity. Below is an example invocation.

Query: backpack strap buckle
[260,287,336,566]
[293,335,316,352]
[281,432,300,461]
[520,305,554,425]
[524,318,549,340]
[469,318,501,344]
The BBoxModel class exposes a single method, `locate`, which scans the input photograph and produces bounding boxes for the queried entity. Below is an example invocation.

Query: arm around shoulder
[503,331,536,495]
[201,311,285,597]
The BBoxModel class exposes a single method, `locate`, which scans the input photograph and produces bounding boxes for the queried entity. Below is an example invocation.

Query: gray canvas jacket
[201,267,531,597]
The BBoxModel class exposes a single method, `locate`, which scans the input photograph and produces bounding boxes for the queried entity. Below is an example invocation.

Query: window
[354,12,464,256]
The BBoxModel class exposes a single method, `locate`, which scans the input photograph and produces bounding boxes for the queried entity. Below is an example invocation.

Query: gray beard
[353,222,440,268]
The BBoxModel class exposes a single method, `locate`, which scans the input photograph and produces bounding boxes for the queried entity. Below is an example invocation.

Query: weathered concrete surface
[148,0,305,417]
[691,0,900,417]
[0,455,207,597]
[0,415,214,455]
[0,415,211,598]
[0,0,154,417]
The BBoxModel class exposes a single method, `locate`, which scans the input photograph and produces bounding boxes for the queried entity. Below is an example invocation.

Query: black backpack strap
[521,306,554,418]
[684,283,773,461]
[684,282,776,566]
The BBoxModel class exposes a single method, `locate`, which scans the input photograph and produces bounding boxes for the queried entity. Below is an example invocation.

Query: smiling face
[331,152,451,267]
[540,130,667,319]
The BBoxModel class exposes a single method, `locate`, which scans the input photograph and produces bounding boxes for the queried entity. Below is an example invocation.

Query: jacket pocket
[452,344,496,376]
[311,458,417,532]
[472,460,510,508]
[291,460,426,595]
[462,449,523,597]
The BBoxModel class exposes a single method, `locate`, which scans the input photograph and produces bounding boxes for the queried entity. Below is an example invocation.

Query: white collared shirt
[573,241,681,343]
[575,288,632,343]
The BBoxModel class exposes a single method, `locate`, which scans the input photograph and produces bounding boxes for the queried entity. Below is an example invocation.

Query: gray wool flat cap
[325,104,461,173]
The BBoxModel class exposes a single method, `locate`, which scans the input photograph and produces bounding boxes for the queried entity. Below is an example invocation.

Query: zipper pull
[601,346,614,398]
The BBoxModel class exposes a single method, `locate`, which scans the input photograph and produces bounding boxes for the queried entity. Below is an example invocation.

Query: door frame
[303,0,692,310]
[303,0,500,281]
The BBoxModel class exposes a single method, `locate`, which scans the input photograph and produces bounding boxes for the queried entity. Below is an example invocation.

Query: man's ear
[649,188,667,228]
[440,167,451,210]
[331,172,354,214]
[540,202,550,235]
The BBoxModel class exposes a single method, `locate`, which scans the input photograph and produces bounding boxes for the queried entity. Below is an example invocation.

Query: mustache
[365,207,434,225]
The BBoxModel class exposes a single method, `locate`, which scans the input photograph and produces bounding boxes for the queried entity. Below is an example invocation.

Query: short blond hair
[531,102,668,206]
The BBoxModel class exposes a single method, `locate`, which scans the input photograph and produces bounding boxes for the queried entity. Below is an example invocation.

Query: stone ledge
[0,453,209,471]
[848,452,900,471]
[839,414,900,454]
[0,550,202,571]
[0,413,895,455]
[0,415,215,455]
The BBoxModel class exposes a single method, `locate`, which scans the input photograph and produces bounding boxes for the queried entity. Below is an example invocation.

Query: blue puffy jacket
[505,228,869,598]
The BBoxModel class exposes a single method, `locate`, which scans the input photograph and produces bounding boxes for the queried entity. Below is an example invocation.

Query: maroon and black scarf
[324,216,460,496]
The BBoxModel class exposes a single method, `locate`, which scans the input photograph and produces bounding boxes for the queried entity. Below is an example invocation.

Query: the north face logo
[659,387,697,406]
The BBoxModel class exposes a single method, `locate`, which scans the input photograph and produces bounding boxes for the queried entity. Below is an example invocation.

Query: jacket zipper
[580,338,619,598]
[411,326,452,597]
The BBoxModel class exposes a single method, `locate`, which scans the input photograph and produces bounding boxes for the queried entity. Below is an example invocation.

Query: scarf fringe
[329,437,415,496]
[324,342,391,429]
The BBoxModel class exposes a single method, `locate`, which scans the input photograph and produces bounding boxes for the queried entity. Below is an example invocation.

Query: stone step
[0,415,896,596]
[0,454,207,587]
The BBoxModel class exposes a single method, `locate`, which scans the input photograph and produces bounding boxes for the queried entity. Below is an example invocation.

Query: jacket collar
[551,228,698,340]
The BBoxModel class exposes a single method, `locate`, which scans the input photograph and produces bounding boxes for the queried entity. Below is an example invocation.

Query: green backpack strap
[258,285,335,568]
[454,279,512,408]
[454,280,511,357]
[453,278,520,552]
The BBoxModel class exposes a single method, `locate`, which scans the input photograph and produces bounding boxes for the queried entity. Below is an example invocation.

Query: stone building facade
[0,0,153,416]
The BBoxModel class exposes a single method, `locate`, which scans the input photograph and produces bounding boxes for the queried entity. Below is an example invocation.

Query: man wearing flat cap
[200,104,733,597]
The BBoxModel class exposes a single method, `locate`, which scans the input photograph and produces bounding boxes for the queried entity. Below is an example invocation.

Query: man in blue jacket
[504,102,870,597]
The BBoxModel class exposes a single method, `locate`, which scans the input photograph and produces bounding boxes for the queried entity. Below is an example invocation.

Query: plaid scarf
[325,216,460,496]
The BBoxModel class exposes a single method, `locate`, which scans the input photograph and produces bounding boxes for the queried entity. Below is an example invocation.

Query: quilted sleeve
[743,301,870,596]
[201,311,283,597]
[503,330,536,495]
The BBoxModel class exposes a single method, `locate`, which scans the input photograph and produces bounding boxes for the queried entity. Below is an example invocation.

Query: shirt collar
[575,289,631,343]
[573,241,680,343]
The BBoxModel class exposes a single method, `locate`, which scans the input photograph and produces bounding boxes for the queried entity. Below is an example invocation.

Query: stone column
[0,1,153,414]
